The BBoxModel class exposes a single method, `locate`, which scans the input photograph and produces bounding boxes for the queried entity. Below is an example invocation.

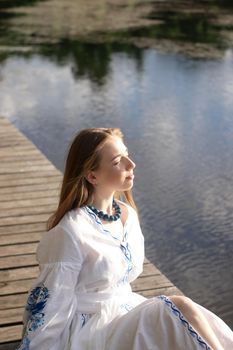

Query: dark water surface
[1,0,233,330]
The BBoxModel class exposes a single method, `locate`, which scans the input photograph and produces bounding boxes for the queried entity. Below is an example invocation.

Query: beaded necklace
[87,198,121,222]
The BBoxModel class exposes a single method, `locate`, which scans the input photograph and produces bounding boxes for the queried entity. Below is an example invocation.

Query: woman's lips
[126,174,134,180]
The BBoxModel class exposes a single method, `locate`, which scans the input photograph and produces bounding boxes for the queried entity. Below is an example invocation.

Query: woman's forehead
[101,137,126,159]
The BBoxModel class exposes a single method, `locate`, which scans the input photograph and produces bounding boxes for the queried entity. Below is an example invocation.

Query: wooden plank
[0,116,11,123]
[0,171,60,180]
[0,341,20,350]
[0,308,24,326]
[0,155,36,164]
[0,189,59,202]
[0,293,27,310]
[0,173,61,187]
[0,325,22,343]
[0,204,57,218]
[0,137,30,143]
[0,197,58,210]
[0,266,39,282]
[1,155,46,162]
[0,163,56,174]
[0,140,34,147]
[0,278,35,296]
[0,231,43,245]
[131,274,174,292]
[1,158,52,166]
[0,182,60,194]
[141,262,163,276]
[0,143,35,151]
[0,254,38,269]
[0,148,43,157]
[0,222,46,235]
[0,243,37,257]
[0,214,51,227]
[1,142,35,148]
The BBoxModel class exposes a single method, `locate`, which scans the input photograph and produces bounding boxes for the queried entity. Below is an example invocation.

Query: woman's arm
[16,225,84,350]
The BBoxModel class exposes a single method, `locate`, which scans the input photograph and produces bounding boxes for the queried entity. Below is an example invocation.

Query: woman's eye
[113,154,130,166]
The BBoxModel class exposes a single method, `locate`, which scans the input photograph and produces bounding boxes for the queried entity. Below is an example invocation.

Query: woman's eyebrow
[111,147,128,161]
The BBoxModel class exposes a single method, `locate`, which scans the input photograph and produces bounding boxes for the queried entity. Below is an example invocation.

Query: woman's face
[90,136,136,192]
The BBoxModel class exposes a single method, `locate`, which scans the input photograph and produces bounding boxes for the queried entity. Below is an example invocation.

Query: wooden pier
[0,116,183,349]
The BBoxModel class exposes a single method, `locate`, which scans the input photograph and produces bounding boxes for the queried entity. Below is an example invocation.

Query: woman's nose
[128,158,136,170]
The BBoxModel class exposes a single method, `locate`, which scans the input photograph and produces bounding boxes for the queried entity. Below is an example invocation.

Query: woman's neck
[90,194,115,214]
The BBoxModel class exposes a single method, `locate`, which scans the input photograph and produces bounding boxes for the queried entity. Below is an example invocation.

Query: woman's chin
[117,182,134,191]
[125,177,134,186]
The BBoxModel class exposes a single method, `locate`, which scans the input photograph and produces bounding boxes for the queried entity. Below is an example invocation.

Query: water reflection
[0,0,45,8]
[0,0,233,59]
[40,40,145,85]
[129,12,222,44]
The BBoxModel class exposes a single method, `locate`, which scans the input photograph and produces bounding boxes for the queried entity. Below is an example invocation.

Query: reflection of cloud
[1,94,16,117]
[143,97,182,150]
[0,56,92,123]
[108,49,233,248]
[222,50,233,109]
[192,174,233,242]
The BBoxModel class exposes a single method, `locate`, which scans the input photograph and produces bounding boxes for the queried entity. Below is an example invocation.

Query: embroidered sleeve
[16,225,84,350]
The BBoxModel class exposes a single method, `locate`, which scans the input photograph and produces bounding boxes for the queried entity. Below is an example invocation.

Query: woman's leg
[169,296,224,350]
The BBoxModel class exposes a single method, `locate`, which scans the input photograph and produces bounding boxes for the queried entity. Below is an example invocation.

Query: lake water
[1,0,233,330]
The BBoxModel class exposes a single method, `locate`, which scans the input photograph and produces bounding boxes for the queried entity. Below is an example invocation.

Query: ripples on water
[0,46,233,328]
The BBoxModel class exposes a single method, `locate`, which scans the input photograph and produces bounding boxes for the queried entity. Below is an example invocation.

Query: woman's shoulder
[36,229,83,265]
[36,210,86,264]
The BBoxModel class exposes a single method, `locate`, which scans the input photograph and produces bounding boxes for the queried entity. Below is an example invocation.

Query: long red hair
[47,127,138,231]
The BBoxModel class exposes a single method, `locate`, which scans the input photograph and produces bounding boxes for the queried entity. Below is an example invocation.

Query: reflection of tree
[0,0,232,69]
[39,39,144,85]
[217,0,233,7]
[0,0,48,50]
[127,12,222,45]
[0,0,47,10]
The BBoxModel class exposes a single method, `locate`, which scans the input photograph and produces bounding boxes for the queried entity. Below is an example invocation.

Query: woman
[16,127,233,350]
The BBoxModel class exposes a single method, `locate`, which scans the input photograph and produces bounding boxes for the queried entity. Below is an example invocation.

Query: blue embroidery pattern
[119,238,133,284]
[16,283,50,350]
[80,313,92,328]
[26,283,50,332]
[16,337,30,350]
[157,295,212,350]
[120,302,134,312]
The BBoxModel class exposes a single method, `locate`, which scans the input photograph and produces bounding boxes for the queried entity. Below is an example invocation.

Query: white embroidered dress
[16,200,233,350]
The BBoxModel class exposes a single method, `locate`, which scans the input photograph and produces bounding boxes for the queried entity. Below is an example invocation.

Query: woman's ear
[85,171,98,185]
